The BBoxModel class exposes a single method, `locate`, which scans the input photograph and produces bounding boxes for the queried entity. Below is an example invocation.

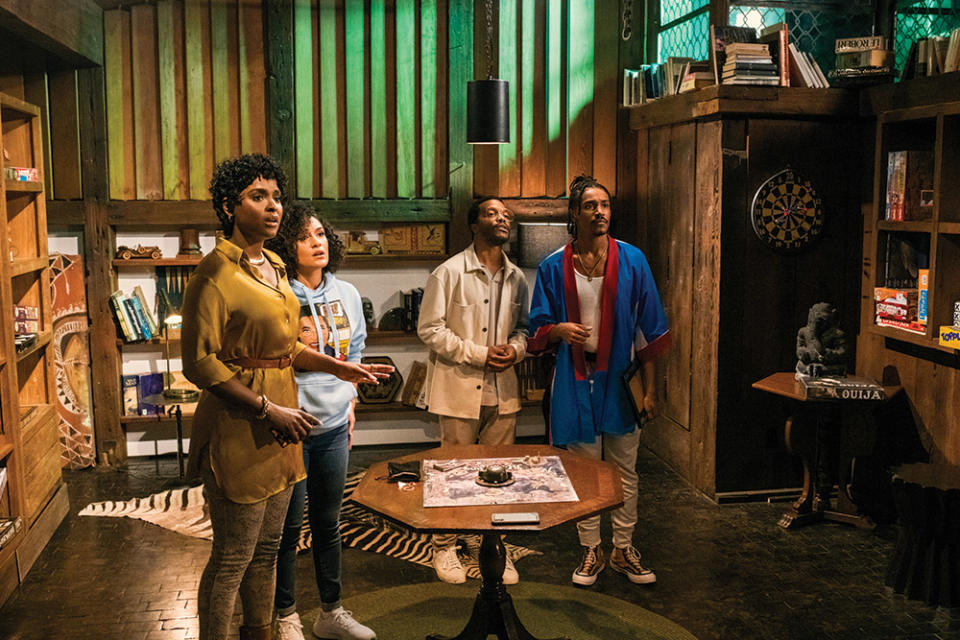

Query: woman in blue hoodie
[265,204,375,640]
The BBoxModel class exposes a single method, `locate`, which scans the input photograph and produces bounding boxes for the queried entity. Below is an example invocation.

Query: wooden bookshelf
[0,92,66,608]
[862,94,960,354]
[344,254,448,266]
[366,330,422,344]
[112,256,202,268]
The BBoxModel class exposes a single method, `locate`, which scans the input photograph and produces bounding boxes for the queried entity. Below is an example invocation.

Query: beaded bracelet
[256,394,271,420]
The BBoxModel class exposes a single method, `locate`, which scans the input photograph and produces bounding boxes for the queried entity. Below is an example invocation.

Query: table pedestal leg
[427,533,567,640]
[175,404,185,479]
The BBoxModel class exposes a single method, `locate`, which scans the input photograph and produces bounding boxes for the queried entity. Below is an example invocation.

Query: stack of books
[722,42,778,85]
[884,150,934,222]
[830,36,895,86]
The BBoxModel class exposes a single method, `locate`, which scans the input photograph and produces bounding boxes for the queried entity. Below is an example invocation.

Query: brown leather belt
[228,354,293,369]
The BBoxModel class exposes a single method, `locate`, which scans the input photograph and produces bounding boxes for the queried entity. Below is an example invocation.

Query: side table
[885,463,960,608]
[752,373,900,530]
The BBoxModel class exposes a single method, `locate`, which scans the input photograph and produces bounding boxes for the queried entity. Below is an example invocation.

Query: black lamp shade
[467,79,510,144]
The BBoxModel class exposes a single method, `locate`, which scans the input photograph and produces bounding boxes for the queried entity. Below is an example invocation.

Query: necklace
[576,241,608,281]
[247,254,266,266]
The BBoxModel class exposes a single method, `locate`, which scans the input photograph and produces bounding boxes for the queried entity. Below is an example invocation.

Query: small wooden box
[380,225,415,254]
[414,223,445,255]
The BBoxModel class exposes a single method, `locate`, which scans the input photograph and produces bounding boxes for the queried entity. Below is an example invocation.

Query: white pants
[567,428,641,549]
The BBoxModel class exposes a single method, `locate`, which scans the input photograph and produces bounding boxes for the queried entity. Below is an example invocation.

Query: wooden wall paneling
[294,0,315,198]
[0,0,104,68]
[496,0,518,197]
[420,0,436,197]
[434,0,448,198]
[225,0,241,159]
[520,0,545,197]
[131,4,162,200]
[345,0,365,198]
[545,0,565,196]
[103,10,125,200]
[370,0,386,197]
[334,3,347,197]
[265,0,295,184]
[185,1,207,199]
[690,119,722,495]
[592,0,617,193]
[78,66,124,464]
[472,0,498,197]
[173,0,190,198]
[447,0,472,253]
[384,1,397,198]
[661,123,694,429]
[200,3,215,192]
[210,0,230,164]
[395,0,416,198]
[566,0,592,187]
[239,0,267,154]
[157,0,181,199]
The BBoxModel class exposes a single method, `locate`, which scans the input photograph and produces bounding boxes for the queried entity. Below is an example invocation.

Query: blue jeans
[275,424,350,613]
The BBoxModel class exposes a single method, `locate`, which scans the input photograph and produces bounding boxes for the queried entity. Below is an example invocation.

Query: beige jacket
[418,244,529,419]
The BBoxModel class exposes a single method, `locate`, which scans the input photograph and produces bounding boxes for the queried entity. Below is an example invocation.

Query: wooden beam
[45,201,85,228]
[447,0,473,253]
[0,0,102,67]
[265,0,296,188]
[77,66,125,466]
[103,198,451,227]
[501,198,567,220]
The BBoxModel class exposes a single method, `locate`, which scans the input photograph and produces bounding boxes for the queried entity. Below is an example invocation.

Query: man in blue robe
[528,175,670,586]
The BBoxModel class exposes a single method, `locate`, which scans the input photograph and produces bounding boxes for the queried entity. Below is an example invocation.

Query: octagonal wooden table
[350,443,624,640]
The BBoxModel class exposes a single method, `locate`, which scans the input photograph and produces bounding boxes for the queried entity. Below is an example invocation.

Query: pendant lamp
[467,0,509,144]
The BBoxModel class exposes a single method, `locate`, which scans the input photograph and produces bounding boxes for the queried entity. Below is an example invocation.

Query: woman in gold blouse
[182,154,390,640]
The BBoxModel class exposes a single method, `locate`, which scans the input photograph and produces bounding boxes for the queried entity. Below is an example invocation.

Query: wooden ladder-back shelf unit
[0,92,68,608]
[861,76,960,354]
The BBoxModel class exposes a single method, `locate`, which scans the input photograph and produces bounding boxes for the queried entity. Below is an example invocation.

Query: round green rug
[328,581,697,640]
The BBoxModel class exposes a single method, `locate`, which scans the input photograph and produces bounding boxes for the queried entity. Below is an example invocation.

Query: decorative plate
[357,355,403,404]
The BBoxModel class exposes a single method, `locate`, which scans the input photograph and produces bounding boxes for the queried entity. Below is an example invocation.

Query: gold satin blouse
[181,238,307,503]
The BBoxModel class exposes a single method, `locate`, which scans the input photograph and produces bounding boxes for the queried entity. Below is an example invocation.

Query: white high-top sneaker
[312,607,376,640]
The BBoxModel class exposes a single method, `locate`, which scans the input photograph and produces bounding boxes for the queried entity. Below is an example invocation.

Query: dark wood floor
[0,443,957,640]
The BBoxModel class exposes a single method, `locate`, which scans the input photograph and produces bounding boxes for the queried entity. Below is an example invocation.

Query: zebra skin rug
[78,470,540,580]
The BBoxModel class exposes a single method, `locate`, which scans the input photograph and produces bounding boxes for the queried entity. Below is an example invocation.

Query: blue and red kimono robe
[528,237,670,446]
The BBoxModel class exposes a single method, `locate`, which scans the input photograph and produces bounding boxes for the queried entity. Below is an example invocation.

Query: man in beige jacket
[417,196,529,584]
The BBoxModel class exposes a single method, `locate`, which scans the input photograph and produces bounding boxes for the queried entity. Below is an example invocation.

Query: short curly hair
[209,153,288,237]
[265,202,345,281]
[567,174,611,239]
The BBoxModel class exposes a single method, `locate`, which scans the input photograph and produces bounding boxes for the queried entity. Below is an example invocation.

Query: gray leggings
[198,458,293,640]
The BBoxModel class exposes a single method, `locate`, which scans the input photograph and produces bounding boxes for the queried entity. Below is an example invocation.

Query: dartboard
[750,169,823,253]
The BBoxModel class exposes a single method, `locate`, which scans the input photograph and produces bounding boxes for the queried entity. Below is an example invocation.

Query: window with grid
[726,2,873,74]
[894,0,960,76]
[658,0,710,61]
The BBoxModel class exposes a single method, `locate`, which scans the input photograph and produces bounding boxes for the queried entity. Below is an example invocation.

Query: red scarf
[562,236,619,381]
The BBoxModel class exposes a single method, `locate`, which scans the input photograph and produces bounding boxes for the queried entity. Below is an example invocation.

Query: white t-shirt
[575,270,604,353]
[481,266,504,406]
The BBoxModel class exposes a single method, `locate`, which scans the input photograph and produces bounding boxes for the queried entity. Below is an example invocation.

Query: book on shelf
[901,30,960,79]
[918,269,929,326]
[795,374,885,401]
[710,25,759,85]
[122,374,140,417]
[788,43,815,87]
[835,36,886,53]
[109,291,137,342]
[132,285,159,336]
[758,22,790,87]
[884,150,933,221]
[664,57,694,96]
[128,295,152,340]
[804,51,830,87]
[137,373,164,416]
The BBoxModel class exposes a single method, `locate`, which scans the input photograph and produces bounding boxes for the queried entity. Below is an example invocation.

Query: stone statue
[361,297,375,329]
[796,302,847,378]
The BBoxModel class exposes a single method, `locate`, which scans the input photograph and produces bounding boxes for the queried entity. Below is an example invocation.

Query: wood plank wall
[77,0,628,205]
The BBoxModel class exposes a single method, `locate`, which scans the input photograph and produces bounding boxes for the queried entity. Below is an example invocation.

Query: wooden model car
[345,231,382,255]
[117,245,162,260]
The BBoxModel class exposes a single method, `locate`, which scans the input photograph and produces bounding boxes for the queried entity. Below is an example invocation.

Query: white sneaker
[275,611,306,640]
[312,607,376,640]
[502,554,519,585]
[432,545,466,583]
